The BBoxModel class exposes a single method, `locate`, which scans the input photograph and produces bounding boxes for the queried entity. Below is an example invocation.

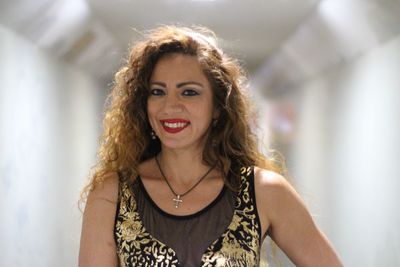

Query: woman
[79,26,342,267]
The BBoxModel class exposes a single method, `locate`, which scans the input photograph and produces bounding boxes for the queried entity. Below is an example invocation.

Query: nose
[163,92,183,113]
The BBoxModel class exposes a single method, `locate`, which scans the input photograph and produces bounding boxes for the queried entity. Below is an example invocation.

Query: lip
[160,118,190,134]
[160,119,190,123]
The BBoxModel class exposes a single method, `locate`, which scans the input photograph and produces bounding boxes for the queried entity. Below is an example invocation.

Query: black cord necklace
[155,155,216,208]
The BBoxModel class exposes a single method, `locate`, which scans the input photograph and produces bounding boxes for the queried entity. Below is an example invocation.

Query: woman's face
[147,53,218,151]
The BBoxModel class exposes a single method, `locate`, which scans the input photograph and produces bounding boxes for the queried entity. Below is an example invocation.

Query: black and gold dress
[114,166,262,266]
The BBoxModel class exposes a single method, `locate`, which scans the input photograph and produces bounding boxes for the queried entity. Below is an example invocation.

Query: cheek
[192,104,214,124]
[147,101,157,116]
[147,103,157,126]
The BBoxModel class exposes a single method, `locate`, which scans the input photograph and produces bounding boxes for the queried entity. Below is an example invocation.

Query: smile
[160,119,190,133]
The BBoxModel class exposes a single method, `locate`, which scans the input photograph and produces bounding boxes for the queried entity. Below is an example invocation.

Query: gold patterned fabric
[114,166,262,266]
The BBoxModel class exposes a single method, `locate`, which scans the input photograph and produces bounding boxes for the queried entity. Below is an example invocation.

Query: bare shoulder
[253,167,343,267]
[254,166,296,204]
[83,171,120,225]
[253,167,299,226]
[86,172,119,205]
[254,166,288,187]
[79,172,119,266]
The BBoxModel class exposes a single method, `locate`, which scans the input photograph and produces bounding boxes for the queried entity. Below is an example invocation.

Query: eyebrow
[150,81,204,88]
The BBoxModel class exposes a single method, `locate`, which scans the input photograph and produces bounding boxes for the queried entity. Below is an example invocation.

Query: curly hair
[81,25,286,202]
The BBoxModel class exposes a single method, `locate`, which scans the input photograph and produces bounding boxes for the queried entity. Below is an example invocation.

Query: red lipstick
[160,119,190,134]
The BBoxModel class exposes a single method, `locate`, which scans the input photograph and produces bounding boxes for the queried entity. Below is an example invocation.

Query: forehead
[150,53,209,85]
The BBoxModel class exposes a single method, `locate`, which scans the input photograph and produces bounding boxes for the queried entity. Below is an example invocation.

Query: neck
[157,148,213,185]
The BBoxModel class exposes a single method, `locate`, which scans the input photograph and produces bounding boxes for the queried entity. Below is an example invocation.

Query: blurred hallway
[1,0,399,266]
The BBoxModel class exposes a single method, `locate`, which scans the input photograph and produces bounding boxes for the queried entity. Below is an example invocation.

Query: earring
[212,119,218,127]
[150,129,157,140]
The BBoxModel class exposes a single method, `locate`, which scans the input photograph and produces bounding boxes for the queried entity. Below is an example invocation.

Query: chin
[160,139,202,151]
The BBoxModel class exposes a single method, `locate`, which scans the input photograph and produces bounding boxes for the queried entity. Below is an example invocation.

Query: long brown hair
[81,25,286,201]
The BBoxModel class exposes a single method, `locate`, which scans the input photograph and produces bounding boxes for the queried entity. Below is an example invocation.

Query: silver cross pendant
[173,195,183,208]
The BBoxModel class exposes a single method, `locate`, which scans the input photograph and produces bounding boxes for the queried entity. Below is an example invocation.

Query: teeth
[163,122,188,128]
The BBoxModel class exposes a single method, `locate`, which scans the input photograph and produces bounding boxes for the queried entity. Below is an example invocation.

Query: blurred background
[1,0,399,266]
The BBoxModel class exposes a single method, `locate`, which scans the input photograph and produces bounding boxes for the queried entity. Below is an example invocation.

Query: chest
[141,176,225,216]
[114,167,262,266]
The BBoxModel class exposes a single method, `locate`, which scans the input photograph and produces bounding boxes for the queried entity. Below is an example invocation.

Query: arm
[255,167,343,267]
[79,173,119,267]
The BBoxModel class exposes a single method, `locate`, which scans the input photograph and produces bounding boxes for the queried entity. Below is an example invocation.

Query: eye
[182,89,199,96]
[150,88,165,96]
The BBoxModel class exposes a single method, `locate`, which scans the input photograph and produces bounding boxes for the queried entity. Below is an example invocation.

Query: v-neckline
[131,176,240,265]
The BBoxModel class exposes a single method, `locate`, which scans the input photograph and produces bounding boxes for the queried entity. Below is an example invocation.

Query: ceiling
[86,0,320,72]
[2,0,400,96]
[0,0,320,84]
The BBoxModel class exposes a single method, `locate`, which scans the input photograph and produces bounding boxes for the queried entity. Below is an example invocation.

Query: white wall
[0,24,104,266]
[291,32,400,267]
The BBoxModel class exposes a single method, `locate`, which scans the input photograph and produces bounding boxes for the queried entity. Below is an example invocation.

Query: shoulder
[253,166,301,222]
[253,166,294,197]
[82,172,120,226]
[253,167,343,266]
[87,172,120,205]
[79,172,120,266]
